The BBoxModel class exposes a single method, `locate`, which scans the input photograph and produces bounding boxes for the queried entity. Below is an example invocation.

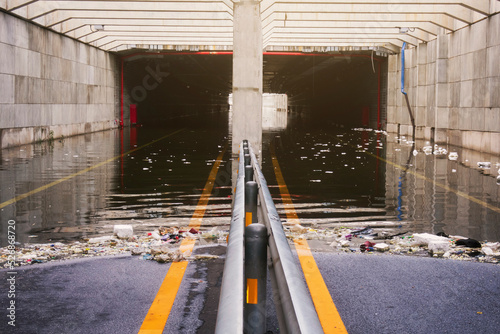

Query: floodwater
[0,113,232,246]
[1,112,499,247]
[263,115,500,243]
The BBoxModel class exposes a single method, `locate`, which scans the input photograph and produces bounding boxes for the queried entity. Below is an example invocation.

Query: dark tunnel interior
[122,53,387,129]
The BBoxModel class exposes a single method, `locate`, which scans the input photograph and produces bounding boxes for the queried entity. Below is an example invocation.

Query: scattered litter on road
[2,222,499,267]
[283,225,500,264]
[0,225,228,268]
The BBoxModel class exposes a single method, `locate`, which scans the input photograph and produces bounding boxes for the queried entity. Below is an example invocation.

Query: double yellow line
[138,145,226,334]
[270,143,348,334]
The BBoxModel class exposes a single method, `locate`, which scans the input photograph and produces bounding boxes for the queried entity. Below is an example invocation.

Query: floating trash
[477,162,491,169]
[423,146,433,155]
[448,152,458,161]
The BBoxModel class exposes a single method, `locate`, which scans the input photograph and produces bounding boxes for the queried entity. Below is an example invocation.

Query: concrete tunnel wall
[0,11,120,149]
[387,13,500,155]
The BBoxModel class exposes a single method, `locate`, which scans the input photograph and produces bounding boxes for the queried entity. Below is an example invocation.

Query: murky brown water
[1,112,499,246]
[263,116,500,242]
[0,114,231,246]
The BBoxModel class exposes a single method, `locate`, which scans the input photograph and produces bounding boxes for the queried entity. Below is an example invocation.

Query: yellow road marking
[0,128,185,210]
[295,239,348,334]
[177,145,226,254]
[137,261,188,334]
[270,143,348,334]
[138,145,226,334]
[363,150,500,214]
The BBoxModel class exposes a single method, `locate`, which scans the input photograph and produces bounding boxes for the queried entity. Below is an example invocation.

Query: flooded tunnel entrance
[2,51,499,252]
[263,53,388,130]
[122,53,233,127]
[120,52,388,130]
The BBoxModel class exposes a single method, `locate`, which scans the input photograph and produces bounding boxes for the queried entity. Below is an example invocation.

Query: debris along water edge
[2,224,499,267]
[0,225,228,268]
[284,224,500,264]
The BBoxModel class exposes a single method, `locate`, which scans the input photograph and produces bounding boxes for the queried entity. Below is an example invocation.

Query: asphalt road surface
[0,247,499,334]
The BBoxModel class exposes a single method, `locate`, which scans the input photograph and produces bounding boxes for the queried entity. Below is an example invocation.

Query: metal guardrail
[215,141,323,334]
[215,142,245,333]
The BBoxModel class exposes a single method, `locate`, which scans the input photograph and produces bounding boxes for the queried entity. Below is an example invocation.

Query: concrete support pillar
[434,31,450,143]
[232,0,263,156]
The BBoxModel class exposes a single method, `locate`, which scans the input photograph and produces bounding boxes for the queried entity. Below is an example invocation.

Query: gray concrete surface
[387,13,500,155]
[231,0,263,155]
[1,247,498,334]
[0,11,119,149]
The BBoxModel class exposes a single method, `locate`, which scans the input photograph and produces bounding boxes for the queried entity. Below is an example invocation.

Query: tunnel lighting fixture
[91,24,105,31]
[398,27,415,34]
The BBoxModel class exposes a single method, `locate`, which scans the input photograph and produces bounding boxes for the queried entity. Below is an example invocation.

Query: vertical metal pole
[245,181,258,227]
[120,59,124,128]
[244,223,267,334]
[245,165,253,184]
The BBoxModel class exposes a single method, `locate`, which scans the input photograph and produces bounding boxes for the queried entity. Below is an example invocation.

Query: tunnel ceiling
[2,1,497,54]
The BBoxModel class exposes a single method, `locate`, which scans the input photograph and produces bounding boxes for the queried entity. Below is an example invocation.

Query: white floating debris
[477,162,491,169]
[428,240,450,253]
[88,236,115,244]
[422,146,433,155]
[374,243,390,252]
[448,152,458,161]
[113,225,134,239]
[412,233,449,246]
[412,150,418,156]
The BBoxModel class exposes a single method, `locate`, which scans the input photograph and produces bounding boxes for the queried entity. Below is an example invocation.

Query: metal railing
[215,141,323,334]
[215,142,246,333]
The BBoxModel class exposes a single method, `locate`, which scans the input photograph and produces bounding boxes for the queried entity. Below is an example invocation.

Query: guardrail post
[245,165,253,184]
[244,223,267,334]
[245,181,258,227]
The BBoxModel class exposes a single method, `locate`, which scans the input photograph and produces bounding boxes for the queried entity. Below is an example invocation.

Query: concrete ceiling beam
[101,40,233,52]
[4,0,37,11]
[260,0,493,16]
[84,30,233,44]
[95,36,234,49]
[57,18,233,34]
[33,10,233,28]
[74,24,233,40]
[264,26,432,43]
[17,0,232,20]
[261,3,481,24]
[265,41,402,53]
[263,20,441,37]
[262,12,460,32]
